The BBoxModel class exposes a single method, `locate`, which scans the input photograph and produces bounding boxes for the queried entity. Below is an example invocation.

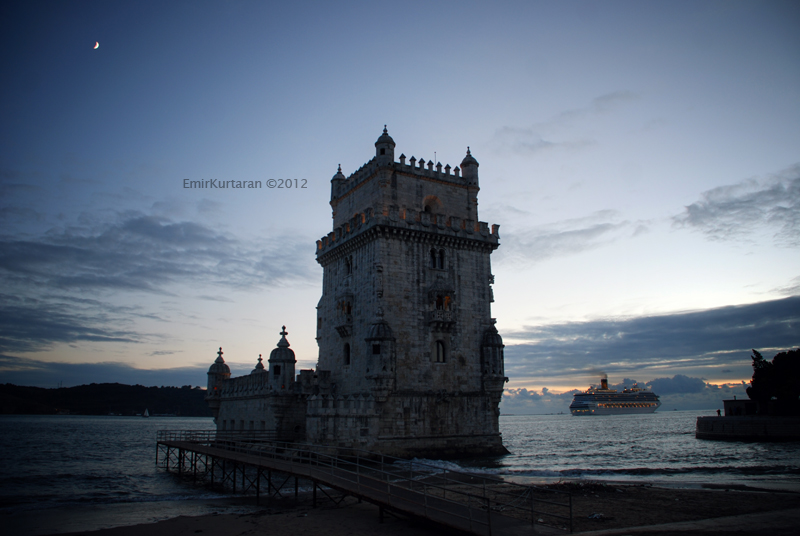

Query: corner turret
[206,347,231,422]
[330,164,346,202]
[481,320,507,393]
[375,125,395,165]
[268,326,296,390]
[460,147,479,187]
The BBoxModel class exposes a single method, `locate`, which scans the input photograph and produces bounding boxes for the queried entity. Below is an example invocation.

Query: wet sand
[43,483,800,536]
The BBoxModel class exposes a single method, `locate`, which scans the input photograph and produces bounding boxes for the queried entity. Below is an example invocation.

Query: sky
[1,0,799,413]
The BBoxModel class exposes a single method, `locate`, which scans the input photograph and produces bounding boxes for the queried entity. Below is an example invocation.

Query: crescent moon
[94,42,99,49]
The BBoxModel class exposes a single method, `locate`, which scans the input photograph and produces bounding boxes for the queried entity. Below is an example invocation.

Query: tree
[746,348,800,415]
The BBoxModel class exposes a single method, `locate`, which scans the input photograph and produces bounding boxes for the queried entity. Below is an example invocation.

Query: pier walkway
[156,431,572,535]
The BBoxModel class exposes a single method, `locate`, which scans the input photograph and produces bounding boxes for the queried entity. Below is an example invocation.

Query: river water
[2,411,798,534]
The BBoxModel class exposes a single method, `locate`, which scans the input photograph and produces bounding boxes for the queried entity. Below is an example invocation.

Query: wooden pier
[156,431,572,535]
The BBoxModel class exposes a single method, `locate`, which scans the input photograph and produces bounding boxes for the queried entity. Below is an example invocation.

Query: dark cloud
[0,354,212,388]
[0,294,146,353]
[0,212,316,294]
[0,206,43,223]
[673,164,800,246]
[646,374,706,395]
[497,210,644,265]
[504,296,800,382]
[0,211,318,354]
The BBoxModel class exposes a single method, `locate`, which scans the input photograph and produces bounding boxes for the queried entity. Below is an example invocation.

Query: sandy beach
[45,483,800,536]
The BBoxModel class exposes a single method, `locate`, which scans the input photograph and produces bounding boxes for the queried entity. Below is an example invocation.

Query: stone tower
[310,127,507,457]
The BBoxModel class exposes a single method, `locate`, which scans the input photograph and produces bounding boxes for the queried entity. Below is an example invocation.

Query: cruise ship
[569,378,661,416]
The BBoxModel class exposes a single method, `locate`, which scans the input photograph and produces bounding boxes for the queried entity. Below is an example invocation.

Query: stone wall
[696,416,800,441]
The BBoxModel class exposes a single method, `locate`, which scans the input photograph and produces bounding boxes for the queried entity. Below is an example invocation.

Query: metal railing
[157,430,572,533]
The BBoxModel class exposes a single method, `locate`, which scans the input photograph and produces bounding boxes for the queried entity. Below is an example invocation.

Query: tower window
[372,343,381,355]
[380,148,386,155]
[274,365,281,377]
[438,249,445,269]
[430,248,437,268]
[344,343,351,365]
[435,340,446,363]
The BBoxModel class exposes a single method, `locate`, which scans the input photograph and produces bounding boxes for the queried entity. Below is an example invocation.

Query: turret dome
[374,125,395,148]
[331,164,346,182]
[460,146,479,168]
[482,324,504,347]
[366,320,394,341]
[269,326,296,362]
[208,347,231,374]
[251,354,266,374]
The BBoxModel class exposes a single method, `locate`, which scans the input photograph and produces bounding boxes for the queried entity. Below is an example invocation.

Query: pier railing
[157,430,573,533]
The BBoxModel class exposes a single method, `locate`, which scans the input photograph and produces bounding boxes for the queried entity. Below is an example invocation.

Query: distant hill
[0,383,212,417]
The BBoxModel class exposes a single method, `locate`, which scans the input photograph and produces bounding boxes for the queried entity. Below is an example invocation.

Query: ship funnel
[600,378,609,390]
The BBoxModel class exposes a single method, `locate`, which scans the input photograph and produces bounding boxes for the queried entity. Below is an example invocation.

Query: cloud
[500,376,748,414]
[504,296,800,383]
[0,212,316,294]
[773,276,800,297]
[491,91,638,156]
[0,354,212,388]
[646,374,706,395]
[0,293,147,353]
[490,127,593,156]
[497,210,645,265]
[673,164,800,246]
[0,210,318,354]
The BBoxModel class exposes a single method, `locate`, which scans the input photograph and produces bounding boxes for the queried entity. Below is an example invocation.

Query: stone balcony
[335,314,353,338]
[427,310,455,332]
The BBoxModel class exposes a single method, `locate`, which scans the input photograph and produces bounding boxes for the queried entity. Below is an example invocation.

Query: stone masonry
[207,128,508,458]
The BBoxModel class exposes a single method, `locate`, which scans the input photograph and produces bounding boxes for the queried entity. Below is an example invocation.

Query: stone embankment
[696,416,800,441]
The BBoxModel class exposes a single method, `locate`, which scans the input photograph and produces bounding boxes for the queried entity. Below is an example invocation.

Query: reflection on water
[495,411,800,490]
[1,410,799,534]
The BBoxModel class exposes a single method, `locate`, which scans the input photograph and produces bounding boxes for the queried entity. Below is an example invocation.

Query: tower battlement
[315,207,500,258]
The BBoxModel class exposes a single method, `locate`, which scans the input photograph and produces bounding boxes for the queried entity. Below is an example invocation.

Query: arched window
[438,249,445,269]
[344,343,351,365]
[435,295,444,310]
[372,343,381,355]
[423,205,432,213]
[435,341,446,363]
[430,248,437,268]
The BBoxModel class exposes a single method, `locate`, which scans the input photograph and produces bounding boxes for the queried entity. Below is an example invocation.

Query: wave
[0,491,232,515]
[503,464,800,478]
